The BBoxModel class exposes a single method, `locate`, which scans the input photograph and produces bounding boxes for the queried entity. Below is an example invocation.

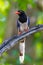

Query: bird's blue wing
[17,20,20,28]
[27,17,30,26]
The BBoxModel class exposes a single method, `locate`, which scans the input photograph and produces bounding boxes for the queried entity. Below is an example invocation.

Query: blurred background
[0,0,43,65]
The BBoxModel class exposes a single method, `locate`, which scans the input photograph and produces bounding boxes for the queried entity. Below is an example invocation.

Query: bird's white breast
[19,21,28,32]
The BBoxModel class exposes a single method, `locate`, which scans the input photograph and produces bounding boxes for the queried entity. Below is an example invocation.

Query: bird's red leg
[18,28,26,43]
[18,31,22,35]
[18,28,22,35]
[24,27,29,32]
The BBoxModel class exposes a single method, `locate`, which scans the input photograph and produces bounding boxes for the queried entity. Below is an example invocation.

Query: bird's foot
[24,28,29,32]
[18,31,22,35]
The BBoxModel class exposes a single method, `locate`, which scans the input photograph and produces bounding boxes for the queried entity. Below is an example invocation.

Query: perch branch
[0,24,43,56]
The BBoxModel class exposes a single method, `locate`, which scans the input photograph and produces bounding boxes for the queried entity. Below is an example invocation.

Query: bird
[15,10,30,64]
[15,10,30,35]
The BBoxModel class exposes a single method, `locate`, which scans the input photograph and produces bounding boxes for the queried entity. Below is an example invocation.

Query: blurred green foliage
[16,0,36,10]
[0,0,43,65]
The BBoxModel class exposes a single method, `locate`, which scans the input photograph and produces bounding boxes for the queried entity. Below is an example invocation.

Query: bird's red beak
[15,11,20,14]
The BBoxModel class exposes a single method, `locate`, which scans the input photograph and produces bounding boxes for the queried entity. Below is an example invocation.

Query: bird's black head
[16,10,25,16]
[15,10,27,23]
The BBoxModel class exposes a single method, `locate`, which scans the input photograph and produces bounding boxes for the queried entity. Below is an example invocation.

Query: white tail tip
[19,55,24,64]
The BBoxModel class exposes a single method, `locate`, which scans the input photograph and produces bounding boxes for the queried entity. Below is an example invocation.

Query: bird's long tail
[19,39,25,64]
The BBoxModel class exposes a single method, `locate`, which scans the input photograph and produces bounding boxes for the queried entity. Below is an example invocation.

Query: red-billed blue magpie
[15,10,30,64]
[15,10,30,35]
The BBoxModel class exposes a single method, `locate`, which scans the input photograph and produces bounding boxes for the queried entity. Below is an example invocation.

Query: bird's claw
[18,31,22,35]
[24,29,28,32]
